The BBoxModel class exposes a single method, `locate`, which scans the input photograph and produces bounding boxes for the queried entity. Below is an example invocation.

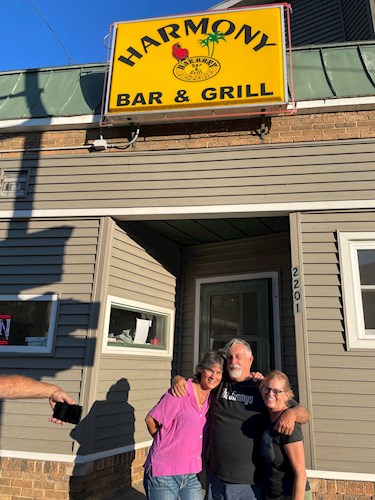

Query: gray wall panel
[91,223,177,453]
[0,218,100,455]
[1,140,375,212]
[299,210,375,473]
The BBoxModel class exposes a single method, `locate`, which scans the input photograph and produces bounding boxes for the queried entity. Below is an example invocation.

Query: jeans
[205,471,261,500]
[144,469,203,500]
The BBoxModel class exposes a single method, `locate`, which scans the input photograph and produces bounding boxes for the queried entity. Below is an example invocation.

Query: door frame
[194,272,281,369]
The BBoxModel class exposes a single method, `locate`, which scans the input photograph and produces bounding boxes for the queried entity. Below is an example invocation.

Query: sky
[3,0,221,72]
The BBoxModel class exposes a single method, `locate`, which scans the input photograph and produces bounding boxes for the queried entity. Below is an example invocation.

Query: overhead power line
[27,0,73,65]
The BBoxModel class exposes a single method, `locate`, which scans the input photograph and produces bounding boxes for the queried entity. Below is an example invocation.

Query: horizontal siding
[342,0,374,40]
[299,210,375,473]
[1,140,375,212]
[314,418,375,434]
[109,228,176,308]
[311,366,375,382]
[313,404,374,419]
[92,224,177,453]
[312,379,375,394]
[0,218,100,455]
[291,0,345,45]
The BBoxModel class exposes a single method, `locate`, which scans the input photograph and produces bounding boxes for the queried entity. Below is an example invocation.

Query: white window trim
[194,272,281,369]
[338,231,375,350]
[0,294,58,354]
[102,295,175,357]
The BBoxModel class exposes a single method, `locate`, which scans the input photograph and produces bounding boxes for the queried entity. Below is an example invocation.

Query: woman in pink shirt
[143,351,224,500]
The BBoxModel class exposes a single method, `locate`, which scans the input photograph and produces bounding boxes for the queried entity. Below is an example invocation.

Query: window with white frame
[103,295,174,356]
[338,232,375,349]
[0,294,58,353]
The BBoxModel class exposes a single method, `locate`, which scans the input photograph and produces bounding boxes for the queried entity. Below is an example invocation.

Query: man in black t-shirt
[173,338,310,500]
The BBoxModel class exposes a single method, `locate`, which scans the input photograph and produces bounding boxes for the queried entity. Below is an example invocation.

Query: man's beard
[228,365,242,379]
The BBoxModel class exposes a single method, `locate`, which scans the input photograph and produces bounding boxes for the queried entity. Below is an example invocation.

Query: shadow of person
[69,378,136,499]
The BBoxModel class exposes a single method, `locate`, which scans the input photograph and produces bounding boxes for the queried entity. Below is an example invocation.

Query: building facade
[0,1,374,499]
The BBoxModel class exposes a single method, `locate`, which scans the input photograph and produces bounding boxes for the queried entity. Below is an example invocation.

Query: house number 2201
[291,266,301,313]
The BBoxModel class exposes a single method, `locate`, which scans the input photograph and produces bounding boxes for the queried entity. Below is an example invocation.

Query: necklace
[193,381,209,409]
[197,385,208,408]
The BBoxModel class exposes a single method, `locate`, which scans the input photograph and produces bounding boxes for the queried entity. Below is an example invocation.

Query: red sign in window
[0,314,12,344]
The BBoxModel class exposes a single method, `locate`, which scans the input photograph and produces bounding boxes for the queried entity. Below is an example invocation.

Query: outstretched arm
[0,375,73,401]
[0,375,75,425]
[274,405,310,435]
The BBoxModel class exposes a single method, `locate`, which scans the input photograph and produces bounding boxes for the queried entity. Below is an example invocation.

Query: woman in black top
[259,371,311,500]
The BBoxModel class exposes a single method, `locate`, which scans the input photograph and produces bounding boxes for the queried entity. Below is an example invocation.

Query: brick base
[1,455,374,499]
[0,447,149,500]
[310,478,375,500]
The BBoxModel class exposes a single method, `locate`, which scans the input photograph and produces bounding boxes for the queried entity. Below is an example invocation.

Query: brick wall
[310,478,375,500]
[1,450,374,500]
[0,447,148,500]
[0,110,374,157]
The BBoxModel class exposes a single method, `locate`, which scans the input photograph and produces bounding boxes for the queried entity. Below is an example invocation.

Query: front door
[198,275,278,374]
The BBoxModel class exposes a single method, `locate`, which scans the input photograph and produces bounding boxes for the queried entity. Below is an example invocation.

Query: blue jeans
[205,471,261,500]
[144,469,203,500]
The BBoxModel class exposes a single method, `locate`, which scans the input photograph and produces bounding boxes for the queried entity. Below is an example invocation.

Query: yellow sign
[105,6,288,119]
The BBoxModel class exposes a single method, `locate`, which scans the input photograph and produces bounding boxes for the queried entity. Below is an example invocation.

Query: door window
[199,278,275,374]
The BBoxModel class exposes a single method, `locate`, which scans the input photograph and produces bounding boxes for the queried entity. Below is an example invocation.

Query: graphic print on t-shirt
[220,387,254,406]
[260,429,275,463]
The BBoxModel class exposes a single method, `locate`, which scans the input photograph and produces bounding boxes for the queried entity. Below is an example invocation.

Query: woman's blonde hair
[260,370,294,402]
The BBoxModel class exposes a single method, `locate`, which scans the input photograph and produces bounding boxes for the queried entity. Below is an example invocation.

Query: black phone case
[53,402,82,424]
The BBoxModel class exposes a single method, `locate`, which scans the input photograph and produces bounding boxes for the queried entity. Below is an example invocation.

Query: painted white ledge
[2,198,375,221]
[307,469,375,482]
[0,96,374,132]
[0,114,101,132]
[291,95,375,114]
[0,440,153,464]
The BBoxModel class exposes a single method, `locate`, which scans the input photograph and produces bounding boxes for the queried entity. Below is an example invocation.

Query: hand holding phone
[52,402,82,425]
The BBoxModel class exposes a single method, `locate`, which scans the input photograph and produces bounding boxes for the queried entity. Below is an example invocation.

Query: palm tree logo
[172,30,224,82]
[199,31,226,57]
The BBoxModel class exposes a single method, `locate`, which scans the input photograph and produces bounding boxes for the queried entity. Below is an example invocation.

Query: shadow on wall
[70,378,136,499]
[0,69,99,487]
[0,69,141,499]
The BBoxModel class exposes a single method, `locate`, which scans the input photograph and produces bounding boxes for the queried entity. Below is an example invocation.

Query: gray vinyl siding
[181,232,297,386]
[0,218,100,455]
[242,0,366,44]
[341,0,375,40]
[117,221,185,376]
[109,225,176,309]
[92,224,177,452]
[290,0,346,45]
[299,210,375,474]
[1,139,375,212]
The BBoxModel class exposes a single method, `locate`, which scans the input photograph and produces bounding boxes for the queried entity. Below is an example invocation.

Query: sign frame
[103,4,293,125]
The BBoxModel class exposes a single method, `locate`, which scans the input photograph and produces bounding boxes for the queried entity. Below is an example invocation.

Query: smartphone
[52,402,83,425]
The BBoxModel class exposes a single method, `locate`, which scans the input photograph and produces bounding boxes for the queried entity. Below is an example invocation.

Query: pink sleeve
[149,390,185,428]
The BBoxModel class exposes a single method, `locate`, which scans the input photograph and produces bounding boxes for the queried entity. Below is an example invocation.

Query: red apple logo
[172,43,189,61]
